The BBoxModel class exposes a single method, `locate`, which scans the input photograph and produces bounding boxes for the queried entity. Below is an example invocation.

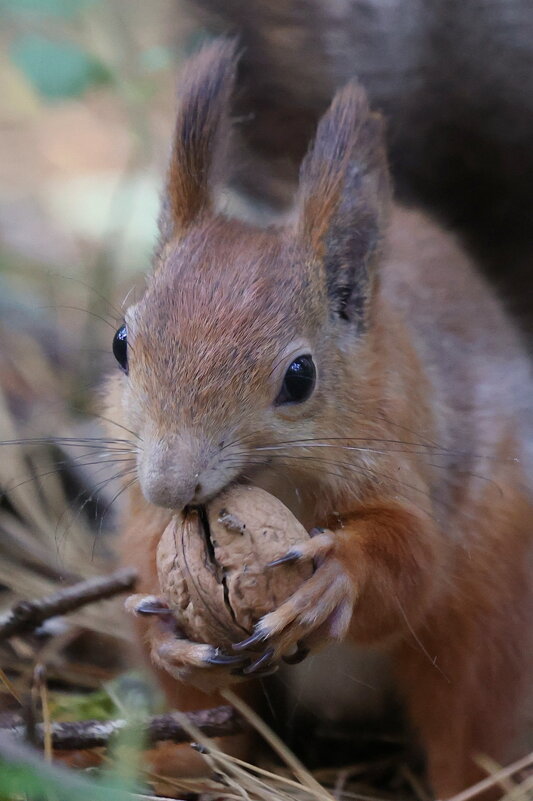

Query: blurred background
[0,0,192,575]
[1,0,188,400]
[0,0,198,742]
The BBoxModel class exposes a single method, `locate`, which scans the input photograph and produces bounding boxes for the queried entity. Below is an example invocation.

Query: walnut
[156,485,312,649]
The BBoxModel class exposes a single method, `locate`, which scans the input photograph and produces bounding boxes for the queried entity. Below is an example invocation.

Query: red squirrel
[106,41,533,798]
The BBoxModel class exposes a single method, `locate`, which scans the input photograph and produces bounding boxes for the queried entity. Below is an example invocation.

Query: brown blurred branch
[0,568,137,641]
[3,705,241,750]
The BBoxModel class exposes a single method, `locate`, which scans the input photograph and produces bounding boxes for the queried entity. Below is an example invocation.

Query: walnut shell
[156,485,312,649]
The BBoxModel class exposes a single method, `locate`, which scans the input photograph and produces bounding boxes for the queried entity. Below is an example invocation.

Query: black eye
[275,355,316,405]
[113,324,128,373]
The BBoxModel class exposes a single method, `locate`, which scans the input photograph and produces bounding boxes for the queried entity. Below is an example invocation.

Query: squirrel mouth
[185,473,261,514]
[183,457,274,518]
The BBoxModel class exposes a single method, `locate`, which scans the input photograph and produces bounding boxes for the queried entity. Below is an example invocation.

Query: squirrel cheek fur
[107,41,533,798]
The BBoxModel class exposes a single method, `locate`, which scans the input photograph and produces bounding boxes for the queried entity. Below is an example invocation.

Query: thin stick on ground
[2,705,242,751]
[0,567,137,640]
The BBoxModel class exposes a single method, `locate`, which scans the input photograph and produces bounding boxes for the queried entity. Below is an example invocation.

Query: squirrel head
[111,40,390,511]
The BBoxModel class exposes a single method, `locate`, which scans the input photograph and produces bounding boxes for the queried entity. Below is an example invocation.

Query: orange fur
[106,42,533,797]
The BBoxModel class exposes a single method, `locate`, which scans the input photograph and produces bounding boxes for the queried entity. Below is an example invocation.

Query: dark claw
[232,629,267,652]
[205,650,249,666]
[135,599,171,615]
[251,664,279,678]
[242,647,275,675]
[267,550,300,568]
[231,663,279,679]
[282,643,310,665]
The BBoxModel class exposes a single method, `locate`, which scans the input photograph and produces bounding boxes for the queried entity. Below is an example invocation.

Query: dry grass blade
[151,690,357,801]
[140,699,333,801]
[223,689,335,801]
[0,665,22,705]
[133,795,189,801]
[220,753,334,796]
[34,664,53,762]
[503,775,533,801]
[0,373,133,641]
[444,752,533,801]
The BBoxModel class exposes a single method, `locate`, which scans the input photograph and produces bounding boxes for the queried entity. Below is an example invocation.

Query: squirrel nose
[138,437,206,510]
[140,474,202,510]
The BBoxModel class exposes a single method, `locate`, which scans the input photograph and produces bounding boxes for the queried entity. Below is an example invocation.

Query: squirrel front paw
[229,529,357,670]
[126,527,359,685]
[126,594,257,692]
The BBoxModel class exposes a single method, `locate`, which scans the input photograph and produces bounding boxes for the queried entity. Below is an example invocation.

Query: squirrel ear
[159,39,237,240]
[296,83,390,324]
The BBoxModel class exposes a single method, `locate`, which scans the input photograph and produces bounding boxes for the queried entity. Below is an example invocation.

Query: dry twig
[0,568,137,640]
[3,704,242,751]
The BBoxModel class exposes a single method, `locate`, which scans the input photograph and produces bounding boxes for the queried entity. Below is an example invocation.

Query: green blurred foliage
[0,673,162,800]
[0,0,97,18]
[140,44,173,73]
[49,687,119,722]
[11,34,110,100]
[48,672,160,722]
[0,0,181,402]
[0,760,135,801]
[3,0,112,101]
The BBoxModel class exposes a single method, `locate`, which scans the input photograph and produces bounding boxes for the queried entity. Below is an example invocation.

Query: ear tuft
[297,82,390,324]
[160,39,238,240]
